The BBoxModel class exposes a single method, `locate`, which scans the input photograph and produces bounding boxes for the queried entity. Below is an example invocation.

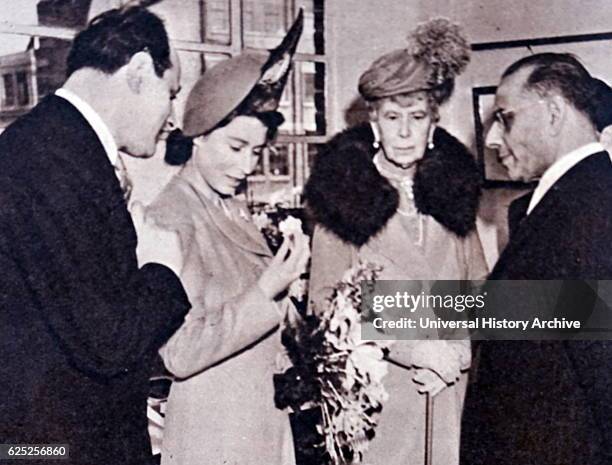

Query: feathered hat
[182,9,303,137]
[358,18,470,102]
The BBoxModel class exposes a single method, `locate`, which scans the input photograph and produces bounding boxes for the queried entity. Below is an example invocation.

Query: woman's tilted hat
[358,18,470,101]
[182,9,303,137]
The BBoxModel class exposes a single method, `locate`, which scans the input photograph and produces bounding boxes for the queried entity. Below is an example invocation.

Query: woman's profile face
[193,115,268,196]
[371,92,433,169]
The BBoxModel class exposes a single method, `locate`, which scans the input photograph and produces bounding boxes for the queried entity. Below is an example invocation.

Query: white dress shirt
[527,142,609,215]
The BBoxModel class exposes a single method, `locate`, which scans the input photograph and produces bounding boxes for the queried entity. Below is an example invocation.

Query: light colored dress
[309,168,488,465]
[146,161,295,465]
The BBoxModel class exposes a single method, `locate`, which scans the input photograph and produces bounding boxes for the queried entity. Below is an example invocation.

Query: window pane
[252,144,291,178]
[269,144,290,176]
[242,0,323,55]
[3,74,15,107]
[247,142,295,206]
[278,61,325,136]
[16,71,30,106]
[295,0,324,54]
[242,0,286,49]
[301,61,326,135]
[201,0,231,45]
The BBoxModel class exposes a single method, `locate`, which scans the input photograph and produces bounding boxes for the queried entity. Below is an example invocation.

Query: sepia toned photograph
[0,1,611,465]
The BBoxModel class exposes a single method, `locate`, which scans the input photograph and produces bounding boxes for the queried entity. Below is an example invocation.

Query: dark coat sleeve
[0,179,190,379]
[0,117,191,380]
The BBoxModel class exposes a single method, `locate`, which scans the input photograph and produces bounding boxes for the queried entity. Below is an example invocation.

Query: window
[0,1,327,206]
[202,0,231,44]
[16,71,30,106]
[2,74,15,107]
[175,0,327,208]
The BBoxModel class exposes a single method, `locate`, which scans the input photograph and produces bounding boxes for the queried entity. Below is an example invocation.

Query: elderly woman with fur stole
[304,19,488,465]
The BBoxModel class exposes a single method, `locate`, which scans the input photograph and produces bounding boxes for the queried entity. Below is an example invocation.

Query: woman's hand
[258,232,310,300]
[409,340,462,384]
[412,368,447,397]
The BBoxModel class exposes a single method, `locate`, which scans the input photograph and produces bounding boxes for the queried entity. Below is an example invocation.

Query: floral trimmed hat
[358,18,470,102]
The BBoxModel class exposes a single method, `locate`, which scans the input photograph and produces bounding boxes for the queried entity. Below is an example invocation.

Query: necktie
[114,155,133,202]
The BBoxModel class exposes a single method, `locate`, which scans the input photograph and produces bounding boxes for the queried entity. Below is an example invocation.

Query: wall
[328,0,612,134]
[327,0,612,266]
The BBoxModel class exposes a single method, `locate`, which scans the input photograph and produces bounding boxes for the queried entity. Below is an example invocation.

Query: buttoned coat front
[146,163,295,465]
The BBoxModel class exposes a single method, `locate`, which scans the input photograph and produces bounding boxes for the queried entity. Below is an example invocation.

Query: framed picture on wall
[472,85,513,185]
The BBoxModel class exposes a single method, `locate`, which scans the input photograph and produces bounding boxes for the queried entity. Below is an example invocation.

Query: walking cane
[424,393,434,465]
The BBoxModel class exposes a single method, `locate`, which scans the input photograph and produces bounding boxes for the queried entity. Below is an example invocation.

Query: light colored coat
[146,162,295,465]
[309,208,488,465]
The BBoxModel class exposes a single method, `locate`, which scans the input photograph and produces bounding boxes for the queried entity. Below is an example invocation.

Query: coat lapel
[185,179,272,258]
[48,96,137,262]
[492,153,609,279]
[494,189,556,274]
[507,191,533,239]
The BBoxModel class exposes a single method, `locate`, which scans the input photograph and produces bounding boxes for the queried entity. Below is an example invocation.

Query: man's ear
[600,125,612,149]
[125,51,154,94]
[547,94,566,136]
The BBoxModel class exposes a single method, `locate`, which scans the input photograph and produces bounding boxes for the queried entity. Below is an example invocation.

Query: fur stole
[304,123,482,246]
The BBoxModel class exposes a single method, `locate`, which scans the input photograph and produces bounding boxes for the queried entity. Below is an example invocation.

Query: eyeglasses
[492,100,545,131]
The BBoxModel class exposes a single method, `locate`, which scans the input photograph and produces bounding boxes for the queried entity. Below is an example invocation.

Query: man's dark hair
[66,6,171,78]
[502,53,597,120]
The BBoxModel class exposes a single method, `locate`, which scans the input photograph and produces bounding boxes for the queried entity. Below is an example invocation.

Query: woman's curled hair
[164,129,194,166]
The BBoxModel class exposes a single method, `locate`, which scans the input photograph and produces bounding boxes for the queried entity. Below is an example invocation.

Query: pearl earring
[427,126,435,150]
[370,121,381,150]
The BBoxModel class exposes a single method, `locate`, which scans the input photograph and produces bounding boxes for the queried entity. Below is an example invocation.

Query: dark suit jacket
[0,96,190,464]
[461,151,612,465]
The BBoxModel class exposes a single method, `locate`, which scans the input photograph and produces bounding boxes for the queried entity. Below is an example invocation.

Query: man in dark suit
[460,53,612,465]
[0,6,191,464]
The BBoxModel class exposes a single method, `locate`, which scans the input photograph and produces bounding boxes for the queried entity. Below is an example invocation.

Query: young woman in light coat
[144,15,308,465]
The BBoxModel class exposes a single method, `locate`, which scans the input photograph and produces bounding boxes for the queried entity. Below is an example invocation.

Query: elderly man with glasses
[460,53,612,465]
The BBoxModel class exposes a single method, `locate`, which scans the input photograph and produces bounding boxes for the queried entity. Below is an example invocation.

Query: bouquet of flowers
[275,261,392,464]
